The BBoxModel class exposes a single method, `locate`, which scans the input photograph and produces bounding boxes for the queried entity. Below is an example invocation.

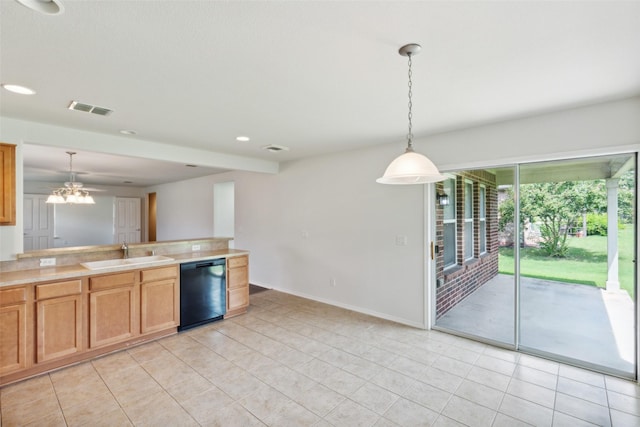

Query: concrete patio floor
[436,274,635,377]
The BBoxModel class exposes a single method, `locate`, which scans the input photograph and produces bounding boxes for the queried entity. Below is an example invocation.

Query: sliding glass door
[432,154,637,378]
[518,154,636,377]
[434,166,516,347]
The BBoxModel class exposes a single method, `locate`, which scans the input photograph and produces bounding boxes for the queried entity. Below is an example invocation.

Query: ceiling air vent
[262,144,290,153]
[68,100,113,116]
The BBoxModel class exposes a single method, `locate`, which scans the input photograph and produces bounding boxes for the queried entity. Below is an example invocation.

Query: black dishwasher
[178,259,226,331]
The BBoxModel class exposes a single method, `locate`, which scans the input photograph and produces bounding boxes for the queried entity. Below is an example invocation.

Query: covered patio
[436,274,635,376]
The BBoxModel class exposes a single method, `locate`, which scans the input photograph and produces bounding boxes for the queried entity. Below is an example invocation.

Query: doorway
[433,154,637,378]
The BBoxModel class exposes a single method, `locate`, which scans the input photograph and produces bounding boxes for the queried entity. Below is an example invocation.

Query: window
[464,180,473,260]
[479,185,486,254]
[443,178,456,269]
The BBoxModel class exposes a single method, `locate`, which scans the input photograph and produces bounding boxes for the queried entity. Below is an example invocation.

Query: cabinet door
[226,256,249,317]
[0,304,27,374]
[89,287,136,348]
[140,278,178,334]
[0,143,16,225]
[36,295,82,363]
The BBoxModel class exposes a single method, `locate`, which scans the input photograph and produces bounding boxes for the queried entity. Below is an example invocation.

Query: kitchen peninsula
[0,238,249,386]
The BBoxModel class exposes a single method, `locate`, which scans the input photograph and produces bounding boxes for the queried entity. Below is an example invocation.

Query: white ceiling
[2,1,640,186]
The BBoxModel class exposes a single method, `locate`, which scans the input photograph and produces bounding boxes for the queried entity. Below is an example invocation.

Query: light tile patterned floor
[1,289,639,426]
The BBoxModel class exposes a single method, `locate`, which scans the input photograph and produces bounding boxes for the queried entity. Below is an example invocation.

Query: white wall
[213,181,235,239]
[53,196,115,247]
[157,96,640,327]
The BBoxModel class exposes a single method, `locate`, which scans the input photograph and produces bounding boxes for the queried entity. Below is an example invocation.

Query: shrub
[586,213,607,236]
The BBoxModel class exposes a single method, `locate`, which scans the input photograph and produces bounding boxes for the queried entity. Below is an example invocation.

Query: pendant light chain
[406,53,414,151]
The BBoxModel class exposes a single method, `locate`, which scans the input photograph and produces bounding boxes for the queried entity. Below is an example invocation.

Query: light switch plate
[395,235,407,246]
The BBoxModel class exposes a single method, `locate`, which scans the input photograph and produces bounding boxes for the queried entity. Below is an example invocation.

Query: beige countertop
[0,249,248,288]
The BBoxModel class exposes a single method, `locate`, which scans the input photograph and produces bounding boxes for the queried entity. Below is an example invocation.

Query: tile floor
[1,289,639,426]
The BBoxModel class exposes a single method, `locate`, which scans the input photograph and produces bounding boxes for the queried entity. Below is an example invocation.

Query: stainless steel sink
[81,255,174,270]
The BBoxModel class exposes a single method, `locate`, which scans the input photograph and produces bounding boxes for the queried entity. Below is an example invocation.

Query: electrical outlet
[40,258,56,267]
[329,278,337,287]
[192,245,200,251]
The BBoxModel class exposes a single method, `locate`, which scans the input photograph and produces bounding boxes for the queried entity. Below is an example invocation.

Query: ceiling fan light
[46,194,65,204]
[377,150,446,184]
[83,195,95,204]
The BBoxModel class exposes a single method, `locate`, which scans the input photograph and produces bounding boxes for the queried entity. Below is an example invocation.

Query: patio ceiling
[492,153,634,186]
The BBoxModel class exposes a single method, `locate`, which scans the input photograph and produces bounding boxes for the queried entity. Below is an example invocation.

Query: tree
[499,181,607,257]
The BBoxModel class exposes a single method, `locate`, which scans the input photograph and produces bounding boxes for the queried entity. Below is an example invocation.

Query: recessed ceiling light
[236,136,250,142]
[14,0,64,15]
[120,130,137,135]
[1,84,36,95]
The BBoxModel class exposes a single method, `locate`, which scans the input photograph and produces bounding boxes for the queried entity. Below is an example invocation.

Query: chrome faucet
[121,242,129,259]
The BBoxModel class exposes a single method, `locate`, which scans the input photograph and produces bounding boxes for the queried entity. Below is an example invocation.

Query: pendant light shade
[377,43,445,185]
[376,147,445,184]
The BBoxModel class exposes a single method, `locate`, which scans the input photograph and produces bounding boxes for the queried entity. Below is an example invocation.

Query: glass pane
[464,221,473,259]
[444,223,456,267]
[435,167,515,346]
[465,182,472,219]
[443,178,455,220]
[480,186,486,218]
[518,154,636,378]
[480,220,486,253]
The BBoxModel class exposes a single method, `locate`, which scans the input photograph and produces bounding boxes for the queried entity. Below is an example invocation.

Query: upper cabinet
[0,143,16,225]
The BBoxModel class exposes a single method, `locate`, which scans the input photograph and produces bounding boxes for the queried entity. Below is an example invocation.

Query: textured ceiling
[2,0,640,185]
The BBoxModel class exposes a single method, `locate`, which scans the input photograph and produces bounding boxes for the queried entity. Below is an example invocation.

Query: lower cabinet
[140,266,179,334]
[0,287,28,375]
[226,255,249,318]
[35,280,83,363]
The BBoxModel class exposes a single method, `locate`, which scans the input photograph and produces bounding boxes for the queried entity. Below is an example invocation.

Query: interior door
[114,197,141,244]
[23,194,54,251]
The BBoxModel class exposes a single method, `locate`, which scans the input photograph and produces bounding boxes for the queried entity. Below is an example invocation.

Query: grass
[499,226,635,298]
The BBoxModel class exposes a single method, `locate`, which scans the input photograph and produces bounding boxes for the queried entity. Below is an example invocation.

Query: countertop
[0,249,248,288]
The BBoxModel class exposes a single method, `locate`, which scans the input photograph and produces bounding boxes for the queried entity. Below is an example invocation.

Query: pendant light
[377,44,445,185]
[46,152,95,204]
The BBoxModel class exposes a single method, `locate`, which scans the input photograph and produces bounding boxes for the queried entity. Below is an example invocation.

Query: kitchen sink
[81,255,174,270]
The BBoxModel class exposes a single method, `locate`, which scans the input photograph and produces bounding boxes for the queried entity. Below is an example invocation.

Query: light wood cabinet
[89,272,137,349]
[0,287,28,375]
[225,255,249,318]
[0,143,16,225]
[36,280,83,363]
[140,266,179,334]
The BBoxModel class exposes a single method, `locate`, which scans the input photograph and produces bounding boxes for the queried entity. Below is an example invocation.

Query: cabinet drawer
[228,287,249,310]
[36,280,81,300]
[227,256,248,269]
[228,266,248,289]
[0,287,26,306]
[140,266,177,283]
[89,272,135,291]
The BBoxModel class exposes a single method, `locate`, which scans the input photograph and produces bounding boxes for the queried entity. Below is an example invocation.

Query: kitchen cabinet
[0,287,29,375]
[140,266,179,334]
[226,255,249,318]
[0,143,16,225]
[35,280,83,363]
[89,272,137,349]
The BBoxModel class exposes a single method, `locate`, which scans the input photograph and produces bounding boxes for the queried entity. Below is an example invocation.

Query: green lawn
[499,226,635,298]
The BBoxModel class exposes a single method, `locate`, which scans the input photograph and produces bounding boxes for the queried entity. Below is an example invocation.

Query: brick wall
[435,170,499,318]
